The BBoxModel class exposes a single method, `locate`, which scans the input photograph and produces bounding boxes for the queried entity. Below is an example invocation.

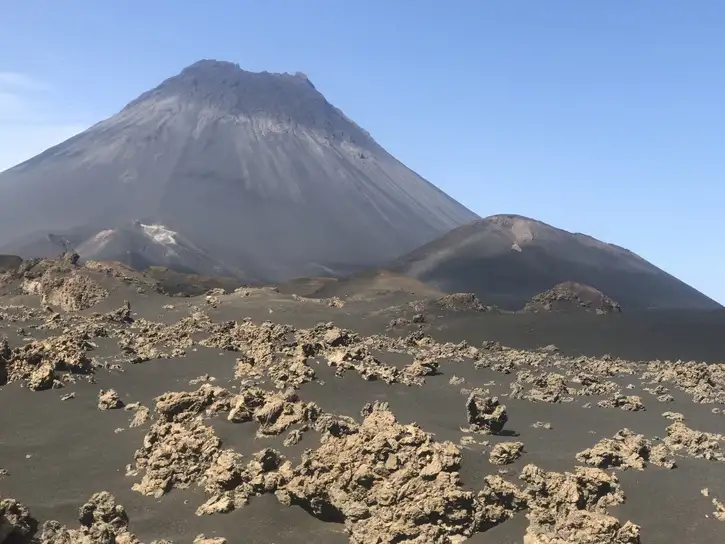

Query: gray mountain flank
[392,214,721,311]
[0,60,477,281]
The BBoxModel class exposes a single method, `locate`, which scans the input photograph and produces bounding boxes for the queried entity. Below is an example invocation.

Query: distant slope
[392,214,721,311]
[74,221,243,278]
[0,60,477,281]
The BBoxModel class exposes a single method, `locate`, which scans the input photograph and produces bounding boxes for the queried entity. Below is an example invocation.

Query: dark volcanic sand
[1,271,725,543]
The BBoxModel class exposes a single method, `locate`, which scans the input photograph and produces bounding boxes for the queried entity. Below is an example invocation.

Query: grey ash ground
[1,257,725,543]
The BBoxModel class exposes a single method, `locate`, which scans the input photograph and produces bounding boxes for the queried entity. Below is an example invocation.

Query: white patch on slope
[141,223,178,245]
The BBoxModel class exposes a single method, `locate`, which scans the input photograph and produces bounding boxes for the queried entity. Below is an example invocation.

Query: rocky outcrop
[664,421,725,461]
[3,331,94,390]
[576,429,675,470]
[98,389,124,410]
[0,495,35,544]
[465,389,508,434]
[489,442,524,465]
[519,465,640,544]
[40,492,144,544]
[509,371,573,404]
[597,394,645,412]
[435,293,490,312]
[21,266,108,312]
[524,282,622,315]
[280,401,512,543]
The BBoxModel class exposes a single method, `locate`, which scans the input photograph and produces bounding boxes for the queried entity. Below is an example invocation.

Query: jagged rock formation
[465,389,508,434]
[0,60,476,281]
[40,492,141,544]
[0,495,34,543]
[524,282,621,315]
[576,429,675,470]
[519,464,640,544]
[392,214,721,311]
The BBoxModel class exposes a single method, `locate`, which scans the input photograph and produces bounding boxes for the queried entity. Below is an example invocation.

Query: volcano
[0,60,477,280]
[392,214,721,311]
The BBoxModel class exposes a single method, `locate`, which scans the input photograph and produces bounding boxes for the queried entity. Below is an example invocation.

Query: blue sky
[1,1,723,304]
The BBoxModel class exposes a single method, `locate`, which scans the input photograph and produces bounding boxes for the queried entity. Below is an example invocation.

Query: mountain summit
[393,214,722,311]
[0,60,477,280]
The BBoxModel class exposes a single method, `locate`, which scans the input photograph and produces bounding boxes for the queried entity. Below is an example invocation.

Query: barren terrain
[1,257,724,543]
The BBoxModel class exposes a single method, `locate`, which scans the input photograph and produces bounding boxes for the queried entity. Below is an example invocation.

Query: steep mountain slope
[392,214,721,311]
[0,60,477,280]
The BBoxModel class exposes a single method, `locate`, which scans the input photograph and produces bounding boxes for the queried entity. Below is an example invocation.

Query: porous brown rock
[132,390,293,514]
[664,421,725,461]
[0,495,34,544]
[597,394,645,411]
[131,418,221,499]
[465,389,508,434]
[435,293,489,312]
[641,361,725,405]
[489,442,525,465]
[576,428,675,470]
[280,401,497,543]
[154,384,233,422]
[27,364,56,391]
[510,371,573,404]
[128,406,150,428]
[194,535,227,544]
[106,301,134,324]
[227,387,321,437]
[39,492,142,544]
[519,464,640,544]
[3,332,94,388]
[98,389,124,410]
[22,268,108,312]
[713,498,725,521]
[196,448,292,516]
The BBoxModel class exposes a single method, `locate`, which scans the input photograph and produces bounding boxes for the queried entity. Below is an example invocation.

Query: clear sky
[1,1,723,304]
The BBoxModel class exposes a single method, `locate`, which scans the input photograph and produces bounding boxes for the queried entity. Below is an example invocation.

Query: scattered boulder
[106,301,134,323]
[519,464,640,544]
[641,361,725,405]
[131,419,222,499]
[154,384,233,422]
[131,392,293,514]
[22,268,108,312]
[664,421,725,461]
[465,389,508,434]
[435,292,490,312]
[531,421,552,430]
[712,498,725,521]
[194,535,227,544]
[128,406,150,428]
[39,492,144,543]
[490,442,525,465]
[280,401,492,543]
[576,429,675,470]
[27,364,56,391]
[3,332,95,389]
[510,371,573,404]
[597,394,645,412]
[0,496,35,544]
[98,389,124,410]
